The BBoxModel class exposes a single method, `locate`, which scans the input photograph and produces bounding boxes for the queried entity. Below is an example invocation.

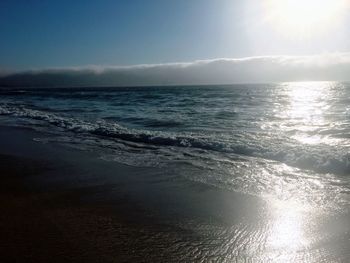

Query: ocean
[1,81,349,261]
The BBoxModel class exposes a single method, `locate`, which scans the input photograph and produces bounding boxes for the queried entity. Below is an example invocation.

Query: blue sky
[1,0,349,70]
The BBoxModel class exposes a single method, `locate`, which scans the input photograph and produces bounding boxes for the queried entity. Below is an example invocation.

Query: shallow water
[1,81,350,262]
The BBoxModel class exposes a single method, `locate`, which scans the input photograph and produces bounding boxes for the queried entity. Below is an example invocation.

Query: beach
[1,83,350,262]
[0,126,203,262]
[0,125,260,262]
[1,125,349,262]
[2,0,350,261]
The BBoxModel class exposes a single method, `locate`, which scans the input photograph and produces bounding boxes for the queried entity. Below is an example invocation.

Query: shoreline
[0,125,349,262]
[0,126,192,262]
[0,125,253,262]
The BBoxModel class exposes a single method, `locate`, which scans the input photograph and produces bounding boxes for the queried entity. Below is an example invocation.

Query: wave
[0,103,214,148]
[0,103,349,176]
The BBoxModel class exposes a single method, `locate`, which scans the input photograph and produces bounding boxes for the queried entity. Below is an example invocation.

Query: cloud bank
[1,52,350,87]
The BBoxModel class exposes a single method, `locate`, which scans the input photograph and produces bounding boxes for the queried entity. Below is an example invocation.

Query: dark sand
[0,127,190,262]
[1,126,349,262]
[0,126,258,262]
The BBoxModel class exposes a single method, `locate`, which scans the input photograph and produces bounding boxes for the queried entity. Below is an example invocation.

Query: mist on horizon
[0,53,349,87]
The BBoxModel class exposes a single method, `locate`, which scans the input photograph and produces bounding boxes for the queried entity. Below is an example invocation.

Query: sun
[264,0,349,38]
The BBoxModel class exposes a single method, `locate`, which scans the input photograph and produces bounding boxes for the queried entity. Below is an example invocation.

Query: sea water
[0,81,349,261]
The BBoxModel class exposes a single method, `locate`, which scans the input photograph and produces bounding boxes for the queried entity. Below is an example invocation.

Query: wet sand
[0,127,183,262]
[0,127,243,262]
[0,126,349,262]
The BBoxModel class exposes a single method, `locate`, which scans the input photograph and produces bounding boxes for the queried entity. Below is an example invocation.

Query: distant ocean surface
[1,82,349,210]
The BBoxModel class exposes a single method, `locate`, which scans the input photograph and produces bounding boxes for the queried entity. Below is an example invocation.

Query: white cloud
[1,52,350,87]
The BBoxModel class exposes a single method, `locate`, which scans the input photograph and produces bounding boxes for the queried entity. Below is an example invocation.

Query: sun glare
[264,0,349,38]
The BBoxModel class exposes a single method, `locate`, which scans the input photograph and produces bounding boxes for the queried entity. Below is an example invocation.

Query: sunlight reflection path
[275,82,342,146]
[257,198,318,263]
[267,199,309,249]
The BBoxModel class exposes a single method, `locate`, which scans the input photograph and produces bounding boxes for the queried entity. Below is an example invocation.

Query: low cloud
[1,52,350,87]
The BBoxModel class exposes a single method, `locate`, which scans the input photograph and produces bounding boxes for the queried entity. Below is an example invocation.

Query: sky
[0,0,350,85]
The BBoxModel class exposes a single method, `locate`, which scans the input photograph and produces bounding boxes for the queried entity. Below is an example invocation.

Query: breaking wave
[0,103,349,176]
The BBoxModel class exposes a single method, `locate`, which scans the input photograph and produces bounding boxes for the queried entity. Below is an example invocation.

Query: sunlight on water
[279,81,338,145]
[0,84,349,262]
[267,200,308,250]
[261,198,317,262]
[287,82,326,122]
